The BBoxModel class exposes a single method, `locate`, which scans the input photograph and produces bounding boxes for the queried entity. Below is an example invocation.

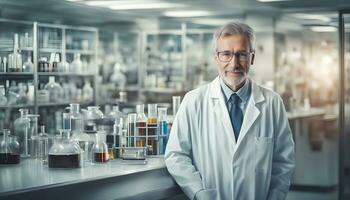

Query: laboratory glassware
[0,85,7,106]
[127,113,137,147]
[13,109,30,157]
[48,129,81,168]
[158,107,168,154]
[0,129,20,164]
[136,104,147,147]
[44,76,63,102]
[85,106,104,131]
[91,132,109,163]
[147,104,158,155]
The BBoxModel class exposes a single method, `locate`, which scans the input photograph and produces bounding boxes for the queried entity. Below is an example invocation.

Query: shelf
[0,47,34,52]
[39,48,62,53]
[38,72,95,76]
[38,101,93,107]
[0,72,34,76]
[142,87,185,94]
[66,49,94,55]
[0,104,34,109]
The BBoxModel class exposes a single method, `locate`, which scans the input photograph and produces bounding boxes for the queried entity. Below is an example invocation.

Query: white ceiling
[0,0,347,27]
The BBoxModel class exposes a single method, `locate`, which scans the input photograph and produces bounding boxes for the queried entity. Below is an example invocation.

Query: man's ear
[250,53,255,65]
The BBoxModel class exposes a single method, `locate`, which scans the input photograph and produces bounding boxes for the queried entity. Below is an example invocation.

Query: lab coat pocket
[195,188,217,200]
[255,136,273,170]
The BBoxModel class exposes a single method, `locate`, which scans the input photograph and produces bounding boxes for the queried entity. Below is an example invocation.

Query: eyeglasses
[216,51,252,63]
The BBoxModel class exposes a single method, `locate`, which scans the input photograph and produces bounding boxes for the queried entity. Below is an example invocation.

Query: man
[165,22,295,200]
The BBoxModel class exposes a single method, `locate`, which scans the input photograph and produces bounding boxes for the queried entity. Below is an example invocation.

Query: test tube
[158,108,168,155]
[147,104,158,155]
[127,113,137,147]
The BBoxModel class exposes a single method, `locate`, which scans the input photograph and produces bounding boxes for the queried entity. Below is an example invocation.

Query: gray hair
[213,21,256,52]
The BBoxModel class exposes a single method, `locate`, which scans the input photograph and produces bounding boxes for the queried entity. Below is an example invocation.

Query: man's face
[215,34,254,91]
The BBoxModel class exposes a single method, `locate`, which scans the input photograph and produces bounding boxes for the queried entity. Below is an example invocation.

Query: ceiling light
[164,10,214,18]
[310,26,337,32]
[109,2,183,10]
[191,18,241,26]
[257,0,291,2]
[289,14,331,22]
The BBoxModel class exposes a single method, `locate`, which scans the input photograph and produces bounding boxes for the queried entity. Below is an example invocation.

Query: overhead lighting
[164,10,214,18]
[310,26,337,32]
[109,3,182,10]
[257,0,291,2]
[191,18,241,26]
[289,13,331,22]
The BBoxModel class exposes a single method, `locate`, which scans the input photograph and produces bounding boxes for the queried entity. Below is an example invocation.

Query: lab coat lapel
[209,77,236,146]
[235,81,265,149]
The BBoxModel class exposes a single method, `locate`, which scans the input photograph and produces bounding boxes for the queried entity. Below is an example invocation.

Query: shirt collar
[220,77,251,103]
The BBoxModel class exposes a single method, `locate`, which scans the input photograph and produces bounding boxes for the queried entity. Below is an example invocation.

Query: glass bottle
[147,104,157,155]
[69,103,84,134]
[16,83,28,104]
[0,129,20,164]
[0,85,7,106]
[44,76,63,102]
[31,125,49,162]
[22,55,34,72]
[27,114,39,157]
[107,105,122,125]
[82,81,93,102]
[136,104,147,147]
[48,129,81,168]
[70,53,82,73]
[8,34,22,72]
[92,132,109,163]
[85,106,104,131]
[127,113,137,147]
[13,109,30,158]
[158,107,168,155]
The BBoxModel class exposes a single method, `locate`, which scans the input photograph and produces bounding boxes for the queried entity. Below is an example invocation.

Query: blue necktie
[229,94,243,141]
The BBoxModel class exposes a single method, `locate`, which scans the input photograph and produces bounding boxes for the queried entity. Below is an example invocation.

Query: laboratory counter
[0,157,184,200]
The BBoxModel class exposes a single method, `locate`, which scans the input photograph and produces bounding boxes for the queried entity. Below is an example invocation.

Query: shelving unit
[0,18,98,131]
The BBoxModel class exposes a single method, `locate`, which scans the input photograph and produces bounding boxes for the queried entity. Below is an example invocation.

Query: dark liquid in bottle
[148,123,157,135]
[9,68,20,72]
[94,152,109,163]
[136,122,146,136]
[147,139,158,155]
[48,154,80,168]
[0,153,20,164]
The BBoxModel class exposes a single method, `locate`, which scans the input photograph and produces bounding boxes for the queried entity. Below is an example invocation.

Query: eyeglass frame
[216,50,254,63]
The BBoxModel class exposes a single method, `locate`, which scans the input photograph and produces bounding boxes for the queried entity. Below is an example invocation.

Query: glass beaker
[172,96,181,117]
[92,132,109,163]
[85,106,104,131]
[127,113,137,147]
[136,104,147,147]
[48,129,81,168]
[14,109,30,157]
[158,107,168,155]
[0,129,20,164]
[105,105,123,135]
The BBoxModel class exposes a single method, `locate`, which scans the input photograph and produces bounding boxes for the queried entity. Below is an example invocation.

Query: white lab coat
[165,77,295,200]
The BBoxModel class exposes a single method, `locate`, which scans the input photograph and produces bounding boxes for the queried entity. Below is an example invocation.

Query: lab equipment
[38,57,49,72]
[120,147,147,164]
[27,114,39,157]
[44,76,63,102]
[13,109,30,157]
[82,81,93,102]
[22,55,34,72]
[158,107,168,154]
[136,104,147,147]
[8,34,22,72]
[127,113,137,147]
[70,53,82,73]
[92,132,109,163]
[0,85,7,106]
[147,104,158,155]
[0,129,20,164]
[84,106,104,131]
[48,129,81,168]
[31,126,50,162]
[69,103,84,134]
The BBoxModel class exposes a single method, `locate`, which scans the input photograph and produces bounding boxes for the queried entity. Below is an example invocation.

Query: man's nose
[228,54,239,66]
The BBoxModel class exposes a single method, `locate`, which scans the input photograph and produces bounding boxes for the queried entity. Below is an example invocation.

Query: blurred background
[0,0,349,199]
